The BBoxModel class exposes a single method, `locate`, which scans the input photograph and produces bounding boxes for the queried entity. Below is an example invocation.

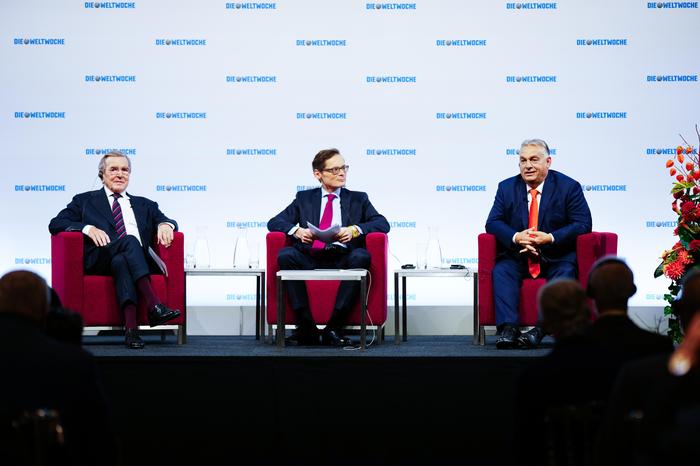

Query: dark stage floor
[84,334,554,358]
[87,335,550,466]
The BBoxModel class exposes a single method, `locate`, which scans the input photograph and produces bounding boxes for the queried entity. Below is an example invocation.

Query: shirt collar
[526,179,545,195]
[321,186,341,198]
[103,186,130,200]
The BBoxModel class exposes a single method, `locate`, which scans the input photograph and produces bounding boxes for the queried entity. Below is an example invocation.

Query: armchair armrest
[51,232,85,312]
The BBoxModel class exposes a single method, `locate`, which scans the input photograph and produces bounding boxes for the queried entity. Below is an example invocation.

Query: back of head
[0,270,50,325]
[539,279,591,339]
[677,268,700,332]
[587,256,636,313]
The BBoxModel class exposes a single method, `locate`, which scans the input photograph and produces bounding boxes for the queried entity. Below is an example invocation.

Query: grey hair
[97,151,131,180]
[520,139,550,155]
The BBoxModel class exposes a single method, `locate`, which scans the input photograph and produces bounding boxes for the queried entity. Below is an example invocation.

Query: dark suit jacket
[48,189,177,270]
[485,170,592,264]
[267,187,390,253]
[0,314,116,465]
[589,314,674,359]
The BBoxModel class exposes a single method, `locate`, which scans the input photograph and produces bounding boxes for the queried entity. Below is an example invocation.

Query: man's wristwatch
[350,225,360,238]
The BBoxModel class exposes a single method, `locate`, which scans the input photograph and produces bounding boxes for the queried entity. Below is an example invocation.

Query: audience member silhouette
[596,269,700,466]
[0,270,117,466]
[587,257,674,357]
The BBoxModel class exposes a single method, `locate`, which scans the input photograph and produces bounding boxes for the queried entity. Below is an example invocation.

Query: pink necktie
[312,193,336,250]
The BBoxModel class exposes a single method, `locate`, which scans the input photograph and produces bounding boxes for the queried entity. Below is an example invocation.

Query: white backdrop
[2,1,699,333]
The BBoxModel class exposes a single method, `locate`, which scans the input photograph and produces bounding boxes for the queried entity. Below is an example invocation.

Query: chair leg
[478,326,486,346]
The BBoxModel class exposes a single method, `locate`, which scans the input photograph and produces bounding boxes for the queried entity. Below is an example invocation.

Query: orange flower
[687,162,695,171]
[670,168,677,176]
[666,159,675,168]
[678,153,685,163]
[677,174,685,182]
[688,175,695,183]
[686,146,693,154]
[678,146,685,155]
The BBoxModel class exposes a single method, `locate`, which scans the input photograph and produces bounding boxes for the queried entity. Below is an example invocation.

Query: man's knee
[347,248,371,269]
[493,259,521,280]
[277,247,301,269]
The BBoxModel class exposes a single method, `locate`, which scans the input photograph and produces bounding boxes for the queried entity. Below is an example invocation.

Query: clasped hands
[515,228,552,256]
[294,227,355,244]
[87,223,174,248]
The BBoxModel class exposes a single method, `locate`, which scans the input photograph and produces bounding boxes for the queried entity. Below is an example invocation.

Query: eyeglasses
[321,165,349,175]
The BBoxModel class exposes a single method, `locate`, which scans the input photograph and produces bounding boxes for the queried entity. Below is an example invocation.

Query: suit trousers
[277,245,371,330]
[492,255,577,328]
[84,235,151,308]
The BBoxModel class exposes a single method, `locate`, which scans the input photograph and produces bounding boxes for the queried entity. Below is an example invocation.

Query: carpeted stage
[87,335,551,466]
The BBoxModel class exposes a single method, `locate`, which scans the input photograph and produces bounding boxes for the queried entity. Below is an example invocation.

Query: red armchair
[476,231,618,345]
[51,232,186,344]
[266,232,388,341]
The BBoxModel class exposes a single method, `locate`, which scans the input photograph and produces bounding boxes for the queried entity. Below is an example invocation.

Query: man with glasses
[49,151,181,349]
[268,148,390,346]
[485,139,591,349]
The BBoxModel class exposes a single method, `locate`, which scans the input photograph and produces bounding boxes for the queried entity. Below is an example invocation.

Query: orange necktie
[528,188,540,278]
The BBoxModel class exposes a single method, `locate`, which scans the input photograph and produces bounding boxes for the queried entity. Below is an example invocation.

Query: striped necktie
[112,193,127,239]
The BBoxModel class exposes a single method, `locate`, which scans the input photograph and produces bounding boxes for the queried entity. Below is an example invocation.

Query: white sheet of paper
[307,223,341,243]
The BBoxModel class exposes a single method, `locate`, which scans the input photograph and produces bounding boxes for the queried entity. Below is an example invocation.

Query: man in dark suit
[486,138,592,349]
[0,270,116,465]
[587,256,674,357]
[49,151,181,349]
[268,148,390,346]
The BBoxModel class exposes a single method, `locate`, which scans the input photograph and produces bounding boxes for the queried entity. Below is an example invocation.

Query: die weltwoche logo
[366,3,417,10]
[226,75,277,83]
[15,185,66,192]
[646,147,697,155]
[296,185,317,192]
[156,112,207,119]
[506,75,557,83]
[226,220,268,229]
[226,148,277,156]
[436,39,487,47]
[296,113,347,120]
[443,257,478,265]
[226,294,258,302]
[15,112,65,119]
[13,38,65,46]
[296,39,347,47]
[435,185,487,192]
[155,38,206,46]
[84,2,136,8]
[85,148,136,156]
[366,76,417,84]
[646,75,698,82]
[577,38,628,46]
[225,2,277,9]
[506,2,557,9]
[436,112,487,120]
[645,220,678,227]
[366,148,416,156]
[14,258,51,265]
[647,2,698,8]
[507,148,557,155]
[580,184,627,192]
[389,221,417,228]
[576,112,627,119]
[85,75,136,83]
[156,185,207,192]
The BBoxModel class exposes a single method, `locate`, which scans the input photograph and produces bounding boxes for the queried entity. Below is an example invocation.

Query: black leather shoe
[518,326,545,348]
[321,329,353,347]
[285,328,320,346]
[148,303,181,327]
[125,328,145,349]
[496,325,521,349]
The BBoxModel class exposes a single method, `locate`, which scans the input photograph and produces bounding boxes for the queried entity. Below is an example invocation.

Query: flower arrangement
[655,126,700,343]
